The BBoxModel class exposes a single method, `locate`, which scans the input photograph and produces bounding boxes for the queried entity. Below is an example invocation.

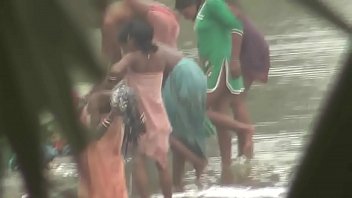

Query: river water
[150,0,351,197]
[3,0,352,197]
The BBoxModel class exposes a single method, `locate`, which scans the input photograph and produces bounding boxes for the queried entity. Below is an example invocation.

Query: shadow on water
[3,0,352,197]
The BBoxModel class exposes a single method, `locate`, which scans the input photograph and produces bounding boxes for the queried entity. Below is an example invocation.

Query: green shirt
[195,0,243,66]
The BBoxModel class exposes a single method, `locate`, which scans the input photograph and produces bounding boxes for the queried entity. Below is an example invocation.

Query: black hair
[118,18,158,54]
[175,0,202,11]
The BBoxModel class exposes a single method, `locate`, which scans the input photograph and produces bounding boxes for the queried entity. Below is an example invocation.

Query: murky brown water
[3,0,352,197]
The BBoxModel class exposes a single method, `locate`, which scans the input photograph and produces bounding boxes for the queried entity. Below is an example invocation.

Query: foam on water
[152,186,286,198]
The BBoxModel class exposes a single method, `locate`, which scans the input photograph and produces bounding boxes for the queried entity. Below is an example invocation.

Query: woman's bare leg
[133,154,149,198]
[172,148,186,192]
[156,161,172,198]
[170,136,207,176]
[206,66,253,184]
[206,68,253,134]
[212,97,235,185]
[231,93,253,158]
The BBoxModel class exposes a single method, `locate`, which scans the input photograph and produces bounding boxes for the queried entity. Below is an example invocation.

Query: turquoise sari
[163,58,215,158]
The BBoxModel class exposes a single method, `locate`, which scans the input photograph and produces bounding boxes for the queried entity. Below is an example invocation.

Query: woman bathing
[175,0,256,184]
[106,19,173,198]
[86,0,180,129]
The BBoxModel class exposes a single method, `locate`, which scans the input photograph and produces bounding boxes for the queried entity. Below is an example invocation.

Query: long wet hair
[118,18,158,54]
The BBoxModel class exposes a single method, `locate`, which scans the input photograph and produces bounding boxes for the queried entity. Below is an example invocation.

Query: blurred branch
[0,0,105,197]
[288,40,352,198]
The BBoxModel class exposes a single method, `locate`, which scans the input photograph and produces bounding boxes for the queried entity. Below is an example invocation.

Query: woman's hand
[229,59,242,78]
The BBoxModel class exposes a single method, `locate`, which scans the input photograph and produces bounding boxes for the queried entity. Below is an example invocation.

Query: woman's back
[127,49,166,74]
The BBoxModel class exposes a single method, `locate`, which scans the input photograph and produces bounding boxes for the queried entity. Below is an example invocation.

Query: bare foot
[194,160,207,181]
[220,166,234,185]
[233,156,252,183]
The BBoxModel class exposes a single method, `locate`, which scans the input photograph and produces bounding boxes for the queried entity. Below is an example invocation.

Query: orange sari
[79,107,128,198]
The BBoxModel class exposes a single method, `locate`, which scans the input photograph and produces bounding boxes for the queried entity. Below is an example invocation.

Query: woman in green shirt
[175,0,254,184]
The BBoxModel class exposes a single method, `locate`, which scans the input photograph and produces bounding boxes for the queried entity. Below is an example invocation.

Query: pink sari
[126,71,172,168]
[79,107,127,198]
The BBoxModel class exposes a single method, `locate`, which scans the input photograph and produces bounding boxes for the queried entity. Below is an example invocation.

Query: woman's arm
[229,33,243,78]
[105,55,132,89]
[86,90,112,128]
[87,55,131,127]
[101,3,127,63]
[228,3,244,78]
[102,54,133,90]
[101,12,121,63]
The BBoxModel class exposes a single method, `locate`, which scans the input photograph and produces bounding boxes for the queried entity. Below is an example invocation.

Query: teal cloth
[163,58,215,158]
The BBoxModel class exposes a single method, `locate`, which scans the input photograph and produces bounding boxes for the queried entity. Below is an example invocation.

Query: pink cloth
[79,109,127,198]
[127,71,172,168]
[147,4,180,49]
[101,3,180,63]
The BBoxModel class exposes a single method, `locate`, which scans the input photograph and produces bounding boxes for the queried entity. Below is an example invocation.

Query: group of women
[78,0,270,197]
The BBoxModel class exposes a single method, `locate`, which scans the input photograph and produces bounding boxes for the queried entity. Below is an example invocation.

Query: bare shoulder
[158,44,183,58]
[110,53,135,72]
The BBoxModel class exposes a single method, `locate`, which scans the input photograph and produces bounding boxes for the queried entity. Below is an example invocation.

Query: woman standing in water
[78,115,127,198]
[89,0,247,190]
[175,0,258,184]
[86,0,180,126]
[107,19,173,198]
[161,45,215,190]
[101,0,179,65]
[79,1,179,197]
[160,40,250,191]
[219,0,270,183]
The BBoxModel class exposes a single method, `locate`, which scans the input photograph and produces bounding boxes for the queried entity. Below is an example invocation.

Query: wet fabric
[162,58,215,158]
[126,70,172,169]
[195,0,245,94]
